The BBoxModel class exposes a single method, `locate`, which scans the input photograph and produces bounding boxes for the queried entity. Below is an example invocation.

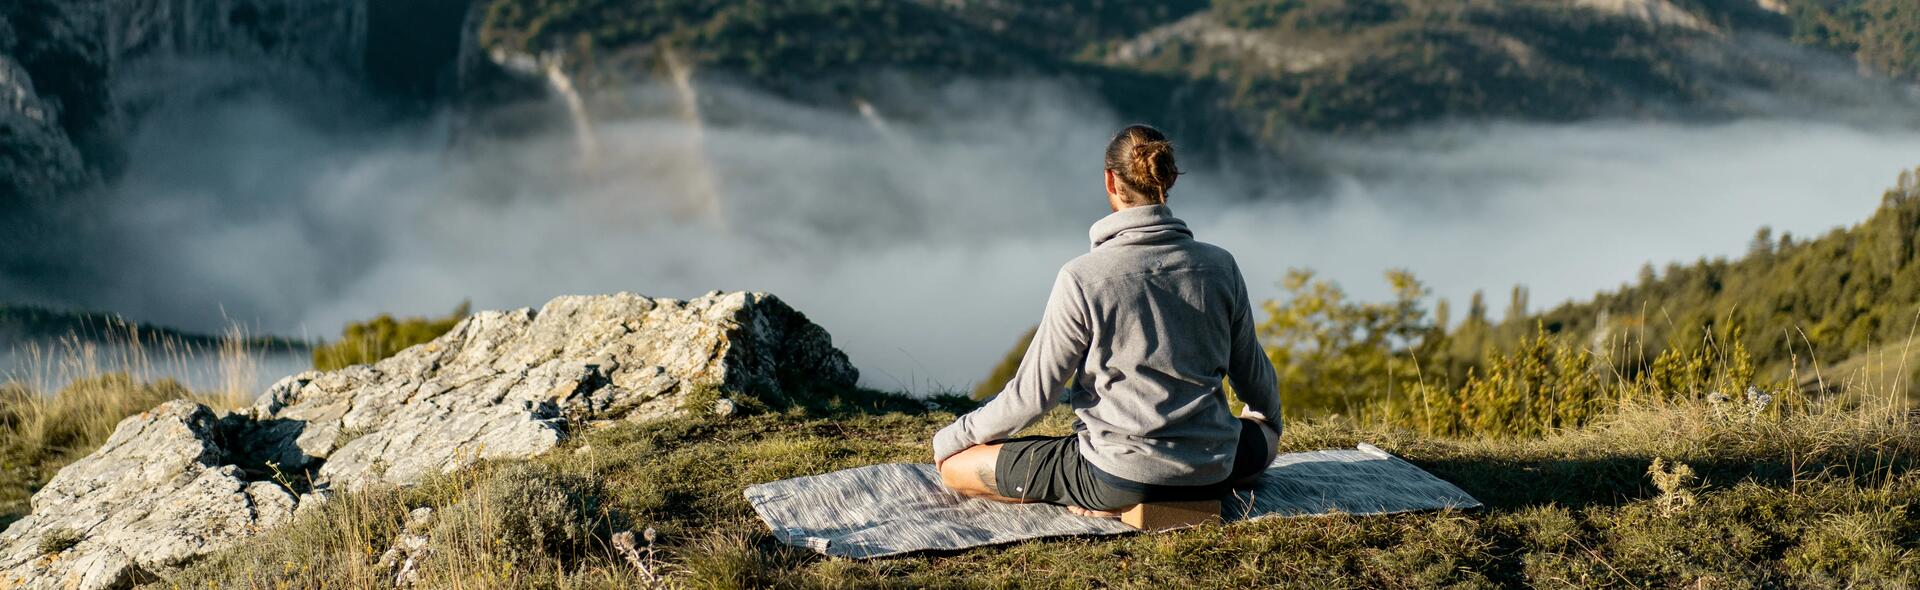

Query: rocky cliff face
[1,0,110,208]
[0,291,857,589]
[0,0,369,209]
[0,52,90,208]
[100,0,366,72]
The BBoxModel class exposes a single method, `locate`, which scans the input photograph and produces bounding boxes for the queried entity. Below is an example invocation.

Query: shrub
[1257,268,1436,419]
[311,302,469,371]
[426,464,619,569]
[971,326,1034,400]
[1398,330,1608,438]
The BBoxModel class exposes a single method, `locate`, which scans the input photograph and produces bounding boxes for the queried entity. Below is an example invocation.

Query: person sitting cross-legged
[933,124,1283,519]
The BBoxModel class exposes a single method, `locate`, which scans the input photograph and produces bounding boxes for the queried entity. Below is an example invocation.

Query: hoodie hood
[1089,204,1194,249]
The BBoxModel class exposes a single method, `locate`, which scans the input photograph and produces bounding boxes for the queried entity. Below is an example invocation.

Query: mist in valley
[13,65,1920,393]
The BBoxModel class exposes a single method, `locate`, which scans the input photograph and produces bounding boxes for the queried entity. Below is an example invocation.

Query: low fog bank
[0,345,313,398]
[16,74,1920,393]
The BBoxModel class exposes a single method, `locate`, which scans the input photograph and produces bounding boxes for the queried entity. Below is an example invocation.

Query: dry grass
[0,329,264,526]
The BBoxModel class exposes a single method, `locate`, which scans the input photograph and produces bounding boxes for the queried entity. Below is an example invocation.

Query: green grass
[171,384,1920,588]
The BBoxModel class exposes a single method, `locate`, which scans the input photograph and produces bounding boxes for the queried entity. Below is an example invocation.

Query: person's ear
[1103,169,1119,198]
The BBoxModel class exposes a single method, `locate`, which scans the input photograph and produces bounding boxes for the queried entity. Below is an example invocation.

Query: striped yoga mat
[744,444,1481,558]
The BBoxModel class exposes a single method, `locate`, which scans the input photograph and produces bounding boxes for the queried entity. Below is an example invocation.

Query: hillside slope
[467,0,1920,145]
[7,0,1916,216]
[1527,168,1920,392]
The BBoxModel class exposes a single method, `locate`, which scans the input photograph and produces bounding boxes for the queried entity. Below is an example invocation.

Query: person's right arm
[1226,264,1283,437]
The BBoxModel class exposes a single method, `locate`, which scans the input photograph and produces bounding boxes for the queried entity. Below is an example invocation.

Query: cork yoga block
[1119,500,1223,531]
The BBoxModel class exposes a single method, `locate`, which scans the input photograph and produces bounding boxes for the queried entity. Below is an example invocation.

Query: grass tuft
[36,527,80,555]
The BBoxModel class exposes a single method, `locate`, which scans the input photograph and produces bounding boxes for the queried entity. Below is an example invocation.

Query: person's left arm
[932,269,1092,465]
[1225,262,1283,438]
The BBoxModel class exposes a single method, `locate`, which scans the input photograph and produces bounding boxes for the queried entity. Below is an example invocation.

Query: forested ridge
[1527,168,1920,388]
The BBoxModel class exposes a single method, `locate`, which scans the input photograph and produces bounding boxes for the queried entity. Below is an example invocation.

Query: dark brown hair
[1103,124,1181,205]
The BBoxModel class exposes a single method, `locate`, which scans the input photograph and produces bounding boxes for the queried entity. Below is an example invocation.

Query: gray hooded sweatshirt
[933,204,1284,486]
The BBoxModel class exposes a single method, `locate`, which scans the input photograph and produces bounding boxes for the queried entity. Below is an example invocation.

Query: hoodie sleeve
[1226,264,1283,432]
[933,269,1092,464]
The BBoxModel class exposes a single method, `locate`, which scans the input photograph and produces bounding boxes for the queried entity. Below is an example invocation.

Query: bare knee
[938,444,1000,497]
[938,459,970,491]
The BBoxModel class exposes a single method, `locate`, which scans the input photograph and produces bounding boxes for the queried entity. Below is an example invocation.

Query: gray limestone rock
[0,400,298,588]
[0,292,855,588]
[256,291,857,488]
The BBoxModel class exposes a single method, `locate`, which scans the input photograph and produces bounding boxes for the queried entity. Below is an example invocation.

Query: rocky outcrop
[259,291,857,488]
[1,0,372,210]
[0,400,297,589]
[0,291,856,589]
[1106,13,1343,75]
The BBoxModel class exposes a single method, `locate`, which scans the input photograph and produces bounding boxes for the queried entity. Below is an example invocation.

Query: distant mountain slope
[468,0,1920,146]
[7,0,1917,216]
[0,304,306,351]
[1529,166,1920,384]
[1782,0,1920,80]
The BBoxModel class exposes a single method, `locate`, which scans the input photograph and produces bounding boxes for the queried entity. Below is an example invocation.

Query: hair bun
[1129,141,1170,188]
[1127,140,1177,198]
[1104,125,1181,204]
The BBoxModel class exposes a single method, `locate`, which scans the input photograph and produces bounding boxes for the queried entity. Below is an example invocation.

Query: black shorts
[992,418,1272,512]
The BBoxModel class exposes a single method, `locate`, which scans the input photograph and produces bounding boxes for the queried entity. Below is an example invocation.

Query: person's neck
[1109,200,1165,213]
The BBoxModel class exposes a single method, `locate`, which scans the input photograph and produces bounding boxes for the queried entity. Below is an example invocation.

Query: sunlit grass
[0,326,271,527]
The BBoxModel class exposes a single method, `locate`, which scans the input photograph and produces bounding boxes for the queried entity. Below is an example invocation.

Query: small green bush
[311,302,469,371]
[427,464,618,568]
[971,326,1034,400]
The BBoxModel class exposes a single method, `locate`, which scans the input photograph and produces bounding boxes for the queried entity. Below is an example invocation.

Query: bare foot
[1066,505,1124,519]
